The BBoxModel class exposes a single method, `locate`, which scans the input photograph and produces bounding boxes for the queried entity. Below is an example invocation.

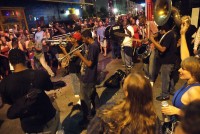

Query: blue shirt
[81,40,99,83]
[172,83,200,108]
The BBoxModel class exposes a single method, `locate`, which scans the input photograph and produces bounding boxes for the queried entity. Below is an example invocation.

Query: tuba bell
[154,0,181,27]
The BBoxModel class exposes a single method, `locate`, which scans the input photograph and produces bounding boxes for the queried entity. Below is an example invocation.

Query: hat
[72,32,82,41]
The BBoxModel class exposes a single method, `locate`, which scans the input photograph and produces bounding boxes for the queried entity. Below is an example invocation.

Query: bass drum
[136,44,151,61]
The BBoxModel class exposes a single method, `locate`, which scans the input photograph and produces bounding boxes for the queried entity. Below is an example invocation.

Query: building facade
[0,0,94,30]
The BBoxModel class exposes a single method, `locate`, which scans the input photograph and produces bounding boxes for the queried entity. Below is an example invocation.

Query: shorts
[100,40,107,48]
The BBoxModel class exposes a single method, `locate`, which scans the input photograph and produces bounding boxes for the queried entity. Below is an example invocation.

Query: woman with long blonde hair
[87,72,160,134]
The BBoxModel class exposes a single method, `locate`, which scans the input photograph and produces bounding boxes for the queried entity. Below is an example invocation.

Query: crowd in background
[0,14,145,79]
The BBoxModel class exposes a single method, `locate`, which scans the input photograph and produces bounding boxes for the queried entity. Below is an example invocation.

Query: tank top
[172,83,200,108]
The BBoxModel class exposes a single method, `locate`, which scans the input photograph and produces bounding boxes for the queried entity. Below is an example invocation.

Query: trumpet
[52,33,71,40]
[58,43,85,62]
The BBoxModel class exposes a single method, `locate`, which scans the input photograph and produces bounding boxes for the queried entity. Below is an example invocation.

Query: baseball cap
[72,32,82,41]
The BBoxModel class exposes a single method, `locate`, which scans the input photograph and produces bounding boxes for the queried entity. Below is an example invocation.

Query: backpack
[7,71,42,119]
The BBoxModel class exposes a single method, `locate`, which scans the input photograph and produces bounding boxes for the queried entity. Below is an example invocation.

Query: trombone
[52,33,71,40]
[58,43,85,62]
[45,38,70,46]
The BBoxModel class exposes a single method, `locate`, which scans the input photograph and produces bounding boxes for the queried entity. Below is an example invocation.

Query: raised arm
[180,23,190,60]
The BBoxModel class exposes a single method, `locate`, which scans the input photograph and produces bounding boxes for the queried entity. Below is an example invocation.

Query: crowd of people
[0,12,200,134]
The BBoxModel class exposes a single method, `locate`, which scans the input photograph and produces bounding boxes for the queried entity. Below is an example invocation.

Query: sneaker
[77,99,81,105]
[156,95,170,101]
[144,75,149,79]
[75,95,80,98]
[150,82,154,87]
[127,65,133,68]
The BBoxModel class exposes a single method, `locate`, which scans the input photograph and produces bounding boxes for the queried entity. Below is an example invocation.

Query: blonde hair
[181,15,191,25]
[98,72,157,134]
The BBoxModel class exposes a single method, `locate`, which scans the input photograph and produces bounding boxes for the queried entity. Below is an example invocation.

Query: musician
[73,29,100,126]
[109,19,123,59]
[66,32,82,98]
[150,21,178,101]
[138,15,158,86]
[121,19,134,68]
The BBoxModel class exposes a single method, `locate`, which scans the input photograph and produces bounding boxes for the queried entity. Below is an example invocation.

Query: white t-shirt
[194,27,200,50]
[122,25,134,47]
[35,31,44,44]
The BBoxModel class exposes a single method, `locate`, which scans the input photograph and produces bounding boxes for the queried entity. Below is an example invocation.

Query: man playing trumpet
[73,29,100,126]
[59,32,83,98]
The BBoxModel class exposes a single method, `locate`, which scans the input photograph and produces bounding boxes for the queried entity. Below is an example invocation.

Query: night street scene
[0,0,200,134]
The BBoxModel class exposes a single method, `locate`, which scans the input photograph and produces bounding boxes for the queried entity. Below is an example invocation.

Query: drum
[136,44,151,60]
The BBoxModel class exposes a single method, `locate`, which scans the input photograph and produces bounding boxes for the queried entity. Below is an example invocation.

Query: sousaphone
[154,0,181,27]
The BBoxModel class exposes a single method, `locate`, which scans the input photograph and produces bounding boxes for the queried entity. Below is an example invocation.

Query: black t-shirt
[81,41,99,83]
[186,25,197,56]
[158,30,177,64]
[0,69,56,133]
[69,54,81,74]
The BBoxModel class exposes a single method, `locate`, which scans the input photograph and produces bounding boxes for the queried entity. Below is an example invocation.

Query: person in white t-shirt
[121,19,134,68]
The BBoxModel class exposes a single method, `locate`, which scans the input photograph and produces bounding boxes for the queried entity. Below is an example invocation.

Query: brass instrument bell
[154,0,181,27]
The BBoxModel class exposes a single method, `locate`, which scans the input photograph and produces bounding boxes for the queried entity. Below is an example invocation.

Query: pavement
[0,52,184,134]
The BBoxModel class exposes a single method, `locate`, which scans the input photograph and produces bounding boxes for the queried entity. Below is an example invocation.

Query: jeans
[143,49,158,82]
[121,46,133,67]
[69,73,80,95]
[80,82,100,119]
[110,40,121,58]
[160,64,174,97]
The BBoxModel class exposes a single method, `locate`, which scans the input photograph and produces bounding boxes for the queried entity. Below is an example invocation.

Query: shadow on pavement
[62,104,85,134]
[100,87,120,105]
